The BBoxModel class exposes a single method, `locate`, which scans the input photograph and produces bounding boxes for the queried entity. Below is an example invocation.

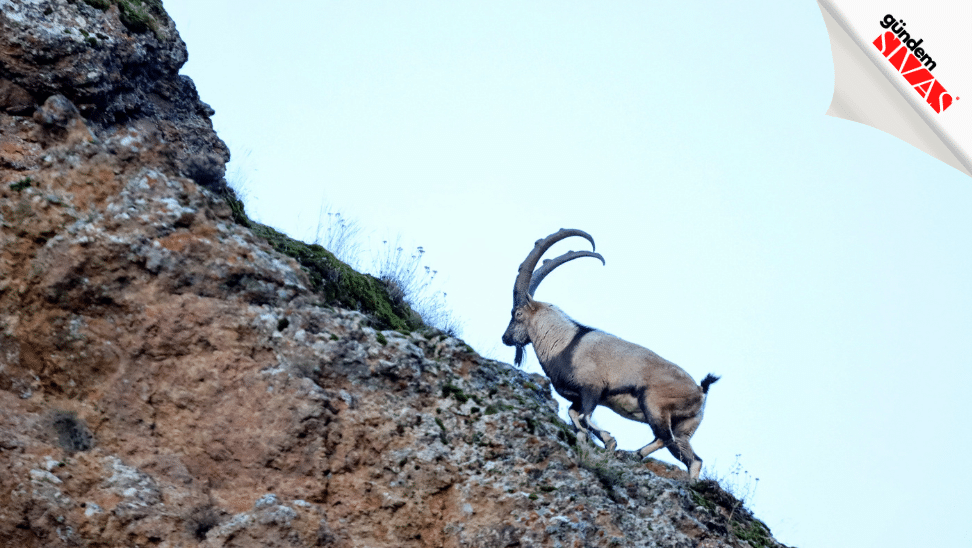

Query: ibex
[502,229,719,479]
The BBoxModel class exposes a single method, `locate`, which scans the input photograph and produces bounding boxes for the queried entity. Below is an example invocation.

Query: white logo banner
[818,1,971,177]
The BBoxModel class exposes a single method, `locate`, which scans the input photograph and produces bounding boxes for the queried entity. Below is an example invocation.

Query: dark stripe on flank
[605,384,640,397]
[566,323,595,356]
[545,323,595,395]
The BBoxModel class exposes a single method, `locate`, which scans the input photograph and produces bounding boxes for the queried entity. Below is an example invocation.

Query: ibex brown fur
[502,229,719,479]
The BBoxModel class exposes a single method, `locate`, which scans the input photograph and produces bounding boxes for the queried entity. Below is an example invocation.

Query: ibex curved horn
[512,228,602,307]
[528,250,605,297]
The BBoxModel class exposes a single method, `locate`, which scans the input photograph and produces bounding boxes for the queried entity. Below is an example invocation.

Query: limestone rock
[0,0,229,189]
[0,2,790,547]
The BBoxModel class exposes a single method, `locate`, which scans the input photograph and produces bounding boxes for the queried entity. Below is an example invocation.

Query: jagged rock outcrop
[1,0,228,187]
[0,2,789,547]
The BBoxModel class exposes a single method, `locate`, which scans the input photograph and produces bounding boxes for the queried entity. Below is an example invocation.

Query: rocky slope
[0,1,790,546]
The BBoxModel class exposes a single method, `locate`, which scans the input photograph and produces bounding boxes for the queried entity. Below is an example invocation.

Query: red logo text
[873,16,954,113]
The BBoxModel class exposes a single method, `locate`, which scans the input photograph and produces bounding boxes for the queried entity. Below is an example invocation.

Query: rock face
[0,2,789,547]
[1,0,228,187]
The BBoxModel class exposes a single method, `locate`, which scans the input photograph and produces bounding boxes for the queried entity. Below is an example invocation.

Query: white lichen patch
[102,456,162,508]
[30,468,63,485]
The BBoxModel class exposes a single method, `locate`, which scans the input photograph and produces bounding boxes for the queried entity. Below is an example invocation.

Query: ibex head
[501,228,604,365]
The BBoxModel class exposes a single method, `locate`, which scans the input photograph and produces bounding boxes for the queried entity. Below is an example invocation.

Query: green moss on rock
[82,0,168,37]
[224,191,423,332]
[442,383,469,404]
[9,177,32,192]
[251,223,422,332]
[732,519,773,548]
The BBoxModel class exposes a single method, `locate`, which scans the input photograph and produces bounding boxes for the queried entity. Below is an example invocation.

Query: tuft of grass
[327,227,463,335]
[690,483,717,512]
[555,422,578,446]
[9,177,32,191]
[692,457,775,547]
[313,205,364,269]
[372,237,462,337]
[441,383,469,404]
[224,189,250,227]
[701,454,759,509]
[83,0,168,37]
[220,181,462,336]
[251,221,422,331]
[434,416,448,445]
[733,519,774,548]
[219,183,417,331]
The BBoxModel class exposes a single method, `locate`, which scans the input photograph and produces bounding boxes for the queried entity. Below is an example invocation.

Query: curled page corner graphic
[817,1,972,178]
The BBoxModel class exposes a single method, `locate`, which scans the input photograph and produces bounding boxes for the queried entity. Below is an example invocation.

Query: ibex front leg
[567,400,616,452]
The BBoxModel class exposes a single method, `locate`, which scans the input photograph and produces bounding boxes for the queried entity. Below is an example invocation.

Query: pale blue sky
[165,2,972,546]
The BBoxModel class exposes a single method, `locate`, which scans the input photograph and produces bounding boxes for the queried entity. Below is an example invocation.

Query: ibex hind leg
[671,414,705,479]
[664,436,703,480]
[636,437,665,459]
[637,397,703,478]
[636,393,670,459]
[672,410,704,442]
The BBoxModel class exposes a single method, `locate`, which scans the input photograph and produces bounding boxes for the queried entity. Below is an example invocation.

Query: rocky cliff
[0,2,789,547]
